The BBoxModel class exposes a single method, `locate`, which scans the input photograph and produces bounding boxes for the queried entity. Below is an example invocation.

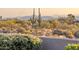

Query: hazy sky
[0,8,79,17]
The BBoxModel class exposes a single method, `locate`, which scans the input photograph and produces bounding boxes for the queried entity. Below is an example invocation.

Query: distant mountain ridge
[17,16,53,20]
[2,15,79,20]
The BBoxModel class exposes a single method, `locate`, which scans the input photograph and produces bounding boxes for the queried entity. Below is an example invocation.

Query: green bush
[0,34,42,50]
[65,44,79,50]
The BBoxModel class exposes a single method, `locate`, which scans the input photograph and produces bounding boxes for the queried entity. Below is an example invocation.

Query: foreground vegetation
[65,44,79,50]
[0,34,41,50]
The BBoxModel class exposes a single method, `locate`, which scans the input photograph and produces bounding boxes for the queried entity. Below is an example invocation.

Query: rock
[52,29,64,35]
[74,31,79,38]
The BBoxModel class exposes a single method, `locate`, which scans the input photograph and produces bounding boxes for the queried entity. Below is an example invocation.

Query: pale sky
[0,8,79,17]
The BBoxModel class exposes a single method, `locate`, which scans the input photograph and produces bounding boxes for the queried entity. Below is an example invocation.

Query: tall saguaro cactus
[33,8,35,21]
[38,8,41,27]
[31,8,36,25]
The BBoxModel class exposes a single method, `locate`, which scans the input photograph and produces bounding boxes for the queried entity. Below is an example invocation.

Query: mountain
[2,15,70,20]
[17,16,32,20]
[41,16,53,20]
[16,16,53,20]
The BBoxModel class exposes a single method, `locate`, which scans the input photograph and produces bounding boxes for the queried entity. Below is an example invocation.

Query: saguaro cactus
[38,8,41,27]
[31,8,36,25]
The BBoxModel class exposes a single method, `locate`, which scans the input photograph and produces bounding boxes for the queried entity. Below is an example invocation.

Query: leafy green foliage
[0,34,42,50]
[65,44,79,50]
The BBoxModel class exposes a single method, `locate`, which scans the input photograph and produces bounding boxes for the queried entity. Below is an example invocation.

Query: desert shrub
[52,20,61,28]
[65,31,74,38]
[0,35,12,50]
[65,44,79,50]
[0,34,42,50]
[40,21,51,28]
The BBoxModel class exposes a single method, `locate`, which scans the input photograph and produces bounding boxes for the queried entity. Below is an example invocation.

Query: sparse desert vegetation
[0,8,79,50]
[0,14,79,39]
